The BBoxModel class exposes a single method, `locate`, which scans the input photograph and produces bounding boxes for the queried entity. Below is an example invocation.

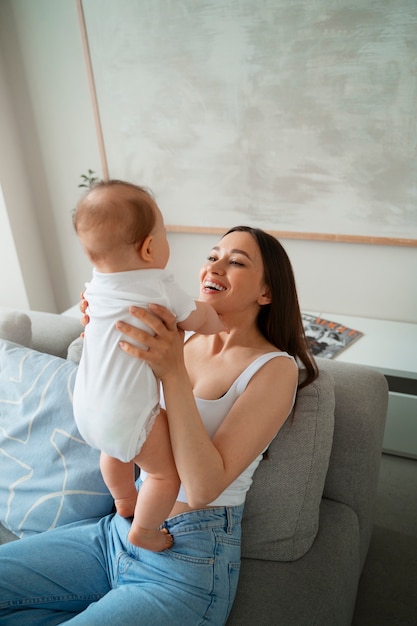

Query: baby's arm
[177,301,226,335]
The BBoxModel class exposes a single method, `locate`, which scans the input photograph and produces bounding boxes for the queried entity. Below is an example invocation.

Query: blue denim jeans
[0,504,243,625]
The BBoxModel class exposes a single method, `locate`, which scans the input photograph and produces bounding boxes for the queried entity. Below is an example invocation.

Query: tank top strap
[234,351,296,396]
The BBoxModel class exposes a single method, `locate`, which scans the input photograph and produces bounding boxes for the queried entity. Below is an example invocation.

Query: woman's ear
[138,235,153,262]
[257,286,272,306]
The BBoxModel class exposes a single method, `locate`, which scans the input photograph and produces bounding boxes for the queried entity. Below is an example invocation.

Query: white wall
[0,0,416,322]
[0,0,99,312]
[0,184,28,309]
[0,12,55,311]
[166,231,417,323]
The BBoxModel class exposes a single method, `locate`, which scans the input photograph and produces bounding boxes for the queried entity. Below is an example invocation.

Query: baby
[72,180,225,551]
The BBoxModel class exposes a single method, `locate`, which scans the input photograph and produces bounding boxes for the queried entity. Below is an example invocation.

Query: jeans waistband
[164,504,244,534]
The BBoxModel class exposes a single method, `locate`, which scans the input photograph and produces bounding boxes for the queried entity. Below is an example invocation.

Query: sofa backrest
[241,369,335,561]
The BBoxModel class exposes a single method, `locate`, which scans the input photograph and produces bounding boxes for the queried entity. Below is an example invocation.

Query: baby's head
[73,180,169,271]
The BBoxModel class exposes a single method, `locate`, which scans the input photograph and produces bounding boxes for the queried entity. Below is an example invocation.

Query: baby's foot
[128,525,173,552]
[114,495,137,518]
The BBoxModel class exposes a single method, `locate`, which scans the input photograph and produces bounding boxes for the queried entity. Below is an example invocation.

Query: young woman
[0,226,317,625]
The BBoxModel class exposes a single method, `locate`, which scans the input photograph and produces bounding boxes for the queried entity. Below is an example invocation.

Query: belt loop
[226,507,233,534]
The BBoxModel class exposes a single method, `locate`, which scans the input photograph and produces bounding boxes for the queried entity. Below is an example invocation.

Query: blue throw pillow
[0,340,113,537]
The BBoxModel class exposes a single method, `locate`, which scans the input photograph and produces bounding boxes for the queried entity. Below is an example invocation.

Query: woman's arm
[117,305,298,508]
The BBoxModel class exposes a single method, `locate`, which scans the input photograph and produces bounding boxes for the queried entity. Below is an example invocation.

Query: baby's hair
[73,180,157,262]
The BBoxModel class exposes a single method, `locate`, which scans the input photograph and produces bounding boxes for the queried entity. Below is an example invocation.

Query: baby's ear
[138,235,153,262]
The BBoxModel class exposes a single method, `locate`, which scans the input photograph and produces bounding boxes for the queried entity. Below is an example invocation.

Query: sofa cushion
[0,340,113,538]
[241,369,335,561]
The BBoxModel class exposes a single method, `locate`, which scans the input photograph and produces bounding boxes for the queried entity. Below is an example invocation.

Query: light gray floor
[352,453,417,626]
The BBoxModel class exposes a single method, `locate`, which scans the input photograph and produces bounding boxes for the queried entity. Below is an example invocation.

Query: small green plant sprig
[78,169,99,188]
[72,169,100,217]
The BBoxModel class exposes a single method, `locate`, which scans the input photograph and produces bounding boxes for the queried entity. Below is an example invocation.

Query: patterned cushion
[241,369,335,561]
[0,340,113,538]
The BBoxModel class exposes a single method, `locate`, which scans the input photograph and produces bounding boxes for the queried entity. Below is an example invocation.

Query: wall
[0,0,415,322]
[0,7,55,311]
[0,184,28,309]
[0,0,99,312]
[166,231,417,322]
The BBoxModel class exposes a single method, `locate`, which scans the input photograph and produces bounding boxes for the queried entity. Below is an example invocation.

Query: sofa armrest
[0,307,82,358]
[317,358,389,566]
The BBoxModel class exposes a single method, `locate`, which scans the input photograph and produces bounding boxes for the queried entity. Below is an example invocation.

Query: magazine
[301,313,364,359]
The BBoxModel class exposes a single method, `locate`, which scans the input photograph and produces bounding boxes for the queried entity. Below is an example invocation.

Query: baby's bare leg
[100,453,137,518]
[129,410,180,552]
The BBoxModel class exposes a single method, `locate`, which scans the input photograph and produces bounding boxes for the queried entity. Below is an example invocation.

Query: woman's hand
[116,304,186,381]
[79,291,90,328]
[78,291,90,338]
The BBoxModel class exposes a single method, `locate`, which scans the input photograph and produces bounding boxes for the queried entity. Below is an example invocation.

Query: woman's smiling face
[199,230,271,314]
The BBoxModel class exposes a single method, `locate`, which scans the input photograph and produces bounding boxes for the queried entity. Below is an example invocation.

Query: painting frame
[77,0,417,248]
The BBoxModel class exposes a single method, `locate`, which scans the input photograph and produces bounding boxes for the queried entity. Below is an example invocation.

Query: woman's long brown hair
[224,226,318,389]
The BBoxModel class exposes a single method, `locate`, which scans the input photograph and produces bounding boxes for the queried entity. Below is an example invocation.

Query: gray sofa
[0,307,389,625]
